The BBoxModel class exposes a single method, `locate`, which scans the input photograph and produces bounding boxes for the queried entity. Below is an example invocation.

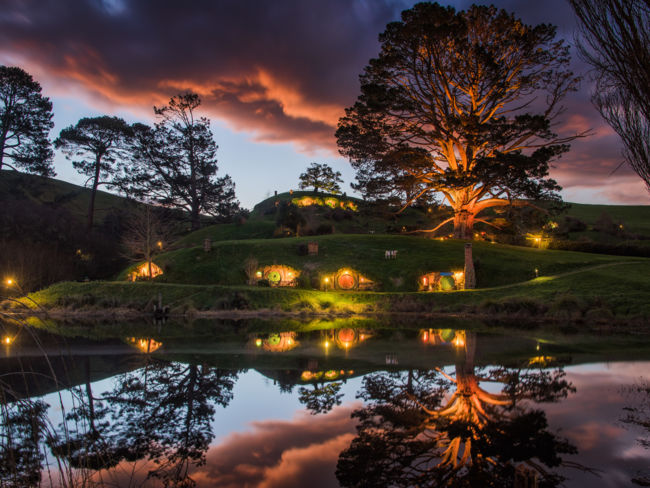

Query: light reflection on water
[0,320,649,487]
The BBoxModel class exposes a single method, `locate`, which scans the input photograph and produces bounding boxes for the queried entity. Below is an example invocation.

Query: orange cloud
[192,403,359,488]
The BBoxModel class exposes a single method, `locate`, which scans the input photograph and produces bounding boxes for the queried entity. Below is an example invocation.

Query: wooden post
[203,238,212,252]
[464,243,476,289]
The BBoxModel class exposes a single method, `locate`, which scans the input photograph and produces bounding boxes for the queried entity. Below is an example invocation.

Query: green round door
[267,270,281,284]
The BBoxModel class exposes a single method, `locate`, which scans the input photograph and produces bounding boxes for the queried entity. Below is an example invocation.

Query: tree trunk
[0,130,6,171]
[452,209,474,240]
[87,154,102,230]
[190,207,201,231]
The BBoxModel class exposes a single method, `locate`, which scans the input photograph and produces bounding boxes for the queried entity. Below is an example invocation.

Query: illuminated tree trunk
[453,209,474,240]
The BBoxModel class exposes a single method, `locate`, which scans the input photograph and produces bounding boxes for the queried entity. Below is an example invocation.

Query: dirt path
[481,260,647,291]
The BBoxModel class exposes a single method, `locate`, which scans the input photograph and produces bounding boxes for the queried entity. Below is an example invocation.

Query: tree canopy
[121,93,239,230]
[0,66,54,177]
[571,0,650,194]
[55,116,132,229]
[298,162,344,194]
[336,3,581,239]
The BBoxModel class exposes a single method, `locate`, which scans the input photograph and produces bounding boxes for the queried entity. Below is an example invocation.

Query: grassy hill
[0,169,134,222]
[125,234,636,292]
[566,202,650,235]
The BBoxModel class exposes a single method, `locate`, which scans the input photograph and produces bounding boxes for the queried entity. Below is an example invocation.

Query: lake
[1,317,649,487]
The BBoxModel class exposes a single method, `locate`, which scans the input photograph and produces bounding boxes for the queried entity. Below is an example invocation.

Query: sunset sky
[1,0,647,209]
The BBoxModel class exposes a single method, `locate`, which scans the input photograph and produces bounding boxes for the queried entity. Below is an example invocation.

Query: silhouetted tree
[122,93,239,230]
[570,0,650,193]
[0,66,54,176]
[298,162,344,194]
[55,116,132,229]
[337,3,582,239]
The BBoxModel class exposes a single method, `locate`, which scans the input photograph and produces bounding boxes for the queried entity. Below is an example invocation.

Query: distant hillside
[0,170,147,291]
[0,169,134,222]
[185,190,650,251]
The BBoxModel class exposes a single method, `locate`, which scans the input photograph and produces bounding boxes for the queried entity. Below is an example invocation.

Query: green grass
[566,202,650,235]
[19,260,650,320]
[127,234,638,291]
[174,220,277,247]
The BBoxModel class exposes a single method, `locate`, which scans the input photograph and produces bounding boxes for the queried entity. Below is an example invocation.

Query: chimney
[464,243,476,289]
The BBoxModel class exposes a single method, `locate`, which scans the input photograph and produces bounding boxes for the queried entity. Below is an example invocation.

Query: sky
[1,0,648,209]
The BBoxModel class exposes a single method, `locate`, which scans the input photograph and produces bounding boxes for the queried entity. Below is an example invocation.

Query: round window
[337,273,355,290]
[267,270,281,284]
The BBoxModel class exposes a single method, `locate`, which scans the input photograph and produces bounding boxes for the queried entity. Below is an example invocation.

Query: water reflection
[336,331,586,487]
[1,319,648,487]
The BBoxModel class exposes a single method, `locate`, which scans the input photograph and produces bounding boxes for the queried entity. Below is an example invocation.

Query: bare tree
[121,206,171,280]
[570,0,650,192]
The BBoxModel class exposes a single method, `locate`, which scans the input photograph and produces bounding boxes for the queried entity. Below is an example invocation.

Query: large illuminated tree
[336,3,581,239]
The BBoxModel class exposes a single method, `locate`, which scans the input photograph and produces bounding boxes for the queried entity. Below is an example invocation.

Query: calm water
[1,318,649,487]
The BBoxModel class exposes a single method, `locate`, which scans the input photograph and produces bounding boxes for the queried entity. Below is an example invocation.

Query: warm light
[287,338,293,345]
[5,278,13,286]
[3,336,13,345]
[422,331,429,343]
[453,271,464,282]
[255,338,262,347]
[288,272,292,277]
[536,343,540,351]
[256,271,262,277]
[324,277,330,283]
[324,341,330,348]
[453,335,465,348]
[128,337,162,353]
[157,241,163,249]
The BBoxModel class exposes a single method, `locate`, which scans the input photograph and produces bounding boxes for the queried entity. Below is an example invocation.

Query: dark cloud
[0,0,411,150]
[1,0,646,202]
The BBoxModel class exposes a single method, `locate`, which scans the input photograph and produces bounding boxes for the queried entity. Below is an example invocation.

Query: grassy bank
[11,260,650,323]
[122,234,640,291]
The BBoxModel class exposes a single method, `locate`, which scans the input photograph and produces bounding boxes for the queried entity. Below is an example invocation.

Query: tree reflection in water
[0,399,49,487]
[1,356,238,487]
[99,359,238,486]
[337,331,584,488]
